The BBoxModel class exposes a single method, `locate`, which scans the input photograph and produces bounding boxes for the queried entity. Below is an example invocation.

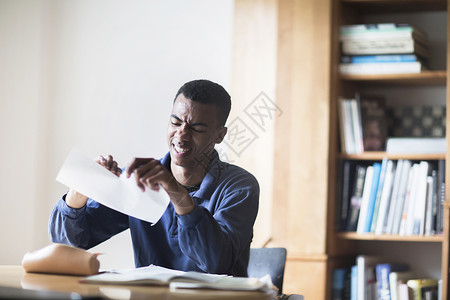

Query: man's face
[167,94,227,169]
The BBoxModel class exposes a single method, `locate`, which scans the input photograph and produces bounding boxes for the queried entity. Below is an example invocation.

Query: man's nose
[176,124,191,140]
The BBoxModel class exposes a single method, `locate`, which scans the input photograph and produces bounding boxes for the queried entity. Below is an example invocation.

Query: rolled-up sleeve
[49,194,129,249]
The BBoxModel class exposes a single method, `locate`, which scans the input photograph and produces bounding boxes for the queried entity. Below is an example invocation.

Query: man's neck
[171,163,208,187]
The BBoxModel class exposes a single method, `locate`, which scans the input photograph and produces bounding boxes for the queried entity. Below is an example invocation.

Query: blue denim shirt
[49,151,259,276]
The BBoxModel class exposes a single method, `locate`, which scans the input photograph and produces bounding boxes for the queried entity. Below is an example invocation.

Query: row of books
[338,95,388,154]
[337,159,445,236]
[338,95,446,155]
[339,23,429,75]
[332,257,441,300]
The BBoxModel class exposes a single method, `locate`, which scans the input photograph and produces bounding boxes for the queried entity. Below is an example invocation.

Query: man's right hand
[65,155,122,209]
[96,155,122,177]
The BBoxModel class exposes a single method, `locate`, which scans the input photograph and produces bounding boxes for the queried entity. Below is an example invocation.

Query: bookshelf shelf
[337,232,445,243]
[337,152,446,160]
[340,71,447,86]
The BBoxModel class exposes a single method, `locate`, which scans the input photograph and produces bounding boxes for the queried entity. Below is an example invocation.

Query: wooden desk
[0,266,276,299]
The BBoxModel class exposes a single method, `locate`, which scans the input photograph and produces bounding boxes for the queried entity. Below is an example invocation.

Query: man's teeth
[174,144,190,154]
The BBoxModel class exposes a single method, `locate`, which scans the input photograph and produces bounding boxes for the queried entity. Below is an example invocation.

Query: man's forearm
[65,189,88,209]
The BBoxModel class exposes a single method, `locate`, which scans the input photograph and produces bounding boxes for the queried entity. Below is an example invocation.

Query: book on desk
[81,265,275,292]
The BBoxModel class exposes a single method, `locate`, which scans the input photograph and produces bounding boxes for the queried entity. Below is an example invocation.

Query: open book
[81,265,274,292]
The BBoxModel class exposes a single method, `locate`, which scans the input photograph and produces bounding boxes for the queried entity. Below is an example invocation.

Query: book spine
[346,100,357,154]
[386,138,446,155]
[341,39,428,58]
[338,160,352,231]
[375,160,395,235]
[407,279,439,300]
[412,161,429,235]
[339,62,423,75]
[364,163,382,233]
[351,265,358,300]
[341,54,418,64]
[347,165,367,231]
[384,160,404,234]
[340,30,416,40]
[389,272,399,300]
[391,160,412,235]
[437,159,445,234]
[424,176,434,236]
[370,158,389,233]
[399,164,417,235]
[342,23,427,41]
[333,268,347,300]
[430,170,438,235]
[340,23,415,33]
[350,98,364,153]
[357,166,374,233]
[376,264,392,300]
[356,256,365,300]
[338,97,347,153]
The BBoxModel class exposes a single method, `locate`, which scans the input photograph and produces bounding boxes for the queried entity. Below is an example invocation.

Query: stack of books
[339,23,429,75]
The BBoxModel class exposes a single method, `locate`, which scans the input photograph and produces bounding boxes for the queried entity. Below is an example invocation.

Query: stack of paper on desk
[81,265,274,292]
[56,149,170,224]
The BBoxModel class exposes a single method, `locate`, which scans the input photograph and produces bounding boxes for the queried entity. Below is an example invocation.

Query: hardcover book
[370,158,389,233]
[341,54,419,64]
[386,138,446,154]
[374,160,396,235]
[337,160,356,231]
[407,279,439,300]
[389,271,415,300]
[375,263,409,300]
[341,38,429,58]
[346,165,367,231]
[332,268,348,300]
[357,166,375,233]
[362,163,382,233]
[340,23,428,45]
[356,255,382,300]
[384,160,405,234]
[339,61,425,75]
[359,95,388,152]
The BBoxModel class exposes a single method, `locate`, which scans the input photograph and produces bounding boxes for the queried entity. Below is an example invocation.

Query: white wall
[0,0,234,269]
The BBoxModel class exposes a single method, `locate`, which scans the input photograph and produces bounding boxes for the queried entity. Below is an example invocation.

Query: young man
[49,79,259,277]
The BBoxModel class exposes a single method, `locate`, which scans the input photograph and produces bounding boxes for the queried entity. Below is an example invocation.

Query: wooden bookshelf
[328,0,449,299]
[255,0,450,298]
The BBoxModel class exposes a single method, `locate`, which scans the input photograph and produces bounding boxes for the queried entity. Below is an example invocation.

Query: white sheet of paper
[56,149,170,224]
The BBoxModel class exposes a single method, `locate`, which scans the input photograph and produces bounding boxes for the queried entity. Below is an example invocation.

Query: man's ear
[215,127,228,144]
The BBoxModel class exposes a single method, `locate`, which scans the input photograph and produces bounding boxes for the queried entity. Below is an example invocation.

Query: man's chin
[170,151,192,167]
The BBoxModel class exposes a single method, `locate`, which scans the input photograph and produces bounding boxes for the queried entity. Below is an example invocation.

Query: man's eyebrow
[171,114,182,122]
[171,114,208,127]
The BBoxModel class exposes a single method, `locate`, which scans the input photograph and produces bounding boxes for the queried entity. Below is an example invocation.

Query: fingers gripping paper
[56,149,170,224]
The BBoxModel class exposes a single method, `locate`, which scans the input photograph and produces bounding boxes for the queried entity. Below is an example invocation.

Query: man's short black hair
[174,79,231,127]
